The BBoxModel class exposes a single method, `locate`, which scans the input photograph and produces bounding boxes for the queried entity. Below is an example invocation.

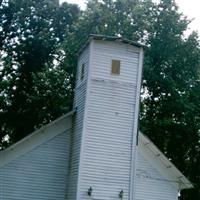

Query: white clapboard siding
[135,151,178,200]
[66,45,90,200]
[77,40,142,200]
[135,150,178,200]
[0,130,71,200]
[92,40,139,83]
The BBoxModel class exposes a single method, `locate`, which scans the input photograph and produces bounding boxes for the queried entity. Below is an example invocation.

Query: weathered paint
[0,130,71,200]
[0,112,73,168]
[75,40,143,200]
[135,150,178,200]
[137,132,193,190]
[66,45,90,200]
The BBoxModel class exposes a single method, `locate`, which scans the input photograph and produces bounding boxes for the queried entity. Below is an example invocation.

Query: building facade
[0,35,193,200]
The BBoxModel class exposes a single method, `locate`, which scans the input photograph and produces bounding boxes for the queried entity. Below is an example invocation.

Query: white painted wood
[0,112,73,168]
[130,48,144,200]
[66,45,90,200]
[76,39,142,200]
[75,38,191,200]
[135,150,178,200]
[138,132,193,190]
[0,130,71,200]
[76,40,94,200]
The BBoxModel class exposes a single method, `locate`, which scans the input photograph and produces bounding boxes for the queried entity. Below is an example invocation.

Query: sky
[60,0,200,34]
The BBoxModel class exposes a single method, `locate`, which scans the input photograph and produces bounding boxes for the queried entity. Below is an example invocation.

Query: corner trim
[129,48,144,200]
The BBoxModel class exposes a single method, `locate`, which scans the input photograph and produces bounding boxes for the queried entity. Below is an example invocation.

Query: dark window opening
[81,63,85,80]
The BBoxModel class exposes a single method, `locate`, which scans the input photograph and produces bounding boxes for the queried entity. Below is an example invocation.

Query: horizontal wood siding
[0,130,71,200]
[67,46,90,200]
[79,41,140,200]
[135,151,178,200]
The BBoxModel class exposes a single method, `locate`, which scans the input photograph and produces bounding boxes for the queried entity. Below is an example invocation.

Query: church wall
[0,130,70,200]
[135,151,178,200]
[77,40,143,200]
[66,45,90,200]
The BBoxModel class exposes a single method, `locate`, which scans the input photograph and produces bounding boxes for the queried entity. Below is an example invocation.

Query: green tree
[0,0,80,147]
[61,0,155,87]
[140,1,200,199]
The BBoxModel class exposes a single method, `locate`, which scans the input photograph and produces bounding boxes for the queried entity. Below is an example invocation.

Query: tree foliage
[140,1,200,198]
[0,0,199,199]
[0,0,80,147]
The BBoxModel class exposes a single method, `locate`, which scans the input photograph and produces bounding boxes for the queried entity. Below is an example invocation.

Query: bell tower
[67,35,144,200]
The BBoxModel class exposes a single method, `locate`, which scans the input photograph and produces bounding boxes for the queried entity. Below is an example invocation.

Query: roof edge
[0,111,74,167]
[90,34,145,47]
[77,34,145,56]
[138,132,193,190]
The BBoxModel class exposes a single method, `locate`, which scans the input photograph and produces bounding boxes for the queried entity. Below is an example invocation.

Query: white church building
[0,35,193,200]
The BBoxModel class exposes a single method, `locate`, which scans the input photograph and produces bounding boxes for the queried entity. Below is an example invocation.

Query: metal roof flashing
[77,34,145,56]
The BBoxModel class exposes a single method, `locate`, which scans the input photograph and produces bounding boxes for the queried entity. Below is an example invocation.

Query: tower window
[80,63,85,80]
[111,60,120,75]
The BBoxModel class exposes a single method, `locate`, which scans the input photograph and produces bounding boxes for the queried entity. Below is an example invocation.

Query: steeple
[67,35,144,200]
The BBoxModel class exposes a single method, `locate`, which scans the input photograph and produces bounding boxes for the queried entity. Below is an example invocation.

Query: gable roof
[0,111,73,168]
[0,111,193,190]
[138,132,193,190]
